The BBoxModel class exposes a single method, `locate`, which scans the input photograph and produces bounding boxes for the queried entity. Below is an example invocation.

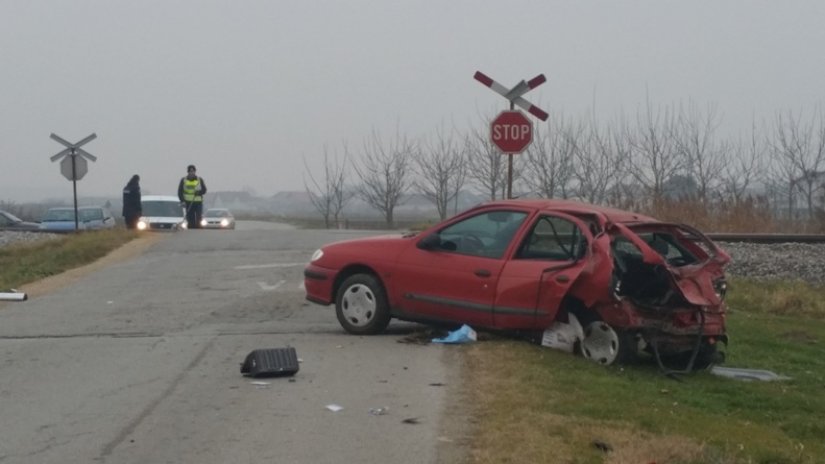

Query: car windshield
[205,210,229,217]
[42,209,76,221]
[143,201,183,217]
[2,212,23,222]
[79,208,104,221]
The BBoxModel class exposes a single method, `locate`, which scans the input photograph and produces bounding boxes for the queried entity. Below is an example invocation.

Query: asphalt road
[0,222,465,464]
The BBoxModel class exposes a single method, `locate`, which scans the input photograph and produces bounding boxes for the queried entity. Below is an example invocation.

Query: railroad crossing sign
[49,133,98,231]
[474,71,548,121]
[474,71,548,199]
[490,110,533,154]
[50,133,98,181]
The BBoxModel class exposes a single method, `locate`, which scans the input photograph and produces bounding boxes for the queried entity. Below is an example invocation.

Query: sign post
[474,71,548,199]
[49,133,98,230]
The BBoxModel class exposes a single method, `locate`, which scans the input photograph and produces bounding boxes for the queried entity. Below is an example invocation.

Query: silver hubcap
[581,321,620,365]
[341,283,376,327]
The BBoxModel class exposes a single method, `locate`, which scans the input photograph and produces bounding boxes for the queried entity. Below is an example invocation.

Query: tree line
[305,101,825,231]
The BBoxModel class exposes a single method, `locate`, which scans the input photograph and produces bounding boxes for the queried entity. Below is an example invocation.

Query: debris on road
[240,347,300,378]
[432,324,477,344]
[710,366,791,381]
[326,404,343,412]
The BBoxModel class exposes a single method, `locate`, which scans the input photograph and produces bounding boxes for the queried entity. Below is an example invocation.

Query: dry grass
[460,344,726,464]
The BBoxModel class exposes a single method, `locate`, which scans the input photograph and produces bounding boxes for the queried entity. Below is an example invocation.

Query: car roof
[480,199,659,224]
[142,195,180,202]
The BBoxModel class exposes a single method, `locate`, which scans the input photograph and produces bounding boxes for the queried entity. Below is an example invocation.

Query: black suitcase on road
[240,347,300,378]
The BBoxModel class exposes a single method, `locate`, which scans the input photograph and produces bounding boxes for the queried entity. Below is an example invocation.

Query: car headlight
[200,219,207,227]
[136,219,148,231]
[310,249,324,262]
[180,221,188,230]
[220,218,229,227]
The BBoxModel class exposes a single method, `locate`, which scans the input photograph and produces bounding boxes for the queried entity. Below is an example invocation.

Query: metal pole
[507,100,514,199]
[71,150,79,230]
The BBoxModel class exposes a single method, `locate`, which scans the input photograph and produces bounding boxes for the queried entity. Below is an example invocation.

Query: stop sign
[490,110,533,153]
[60,154,88,181]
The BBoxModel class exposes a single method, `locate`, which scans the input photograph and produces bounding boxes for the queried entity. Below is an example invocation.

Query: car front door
[493,212,594,329]
[392,209,531,328]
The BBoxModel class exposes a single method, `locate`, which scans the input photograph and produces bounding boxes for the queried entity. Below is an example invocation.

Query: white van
[137,195,187,231]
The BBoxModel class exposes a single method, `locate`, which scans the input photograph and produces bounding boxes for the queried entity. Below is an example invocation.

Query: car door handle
[474,269,491,278]
[555,275,570,283]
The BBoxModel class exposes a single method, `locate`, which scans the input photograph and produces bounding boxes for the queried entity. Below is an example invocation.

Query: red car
[304,199,730,368]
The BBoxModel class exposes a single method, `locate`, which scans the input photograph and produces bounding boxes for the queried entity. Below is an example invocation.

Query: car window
[43,209,75,221]
[143,201,184,217]
[516,215,586,260]
[0,214,10,227]
[436,210,528,258]
[80,208,104,221]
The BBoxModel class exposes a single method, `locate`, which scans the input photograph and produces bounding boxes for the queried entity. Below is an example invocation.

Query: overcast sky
[2,1,824,203]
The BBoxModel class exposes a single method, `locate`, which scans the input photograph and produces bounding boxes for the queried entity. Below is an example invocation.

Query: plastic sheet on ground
[432,324,477,344]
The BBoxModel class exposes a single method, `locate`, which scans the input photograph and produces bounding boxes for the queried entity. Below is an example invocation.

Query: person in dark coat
[122,174,142,229]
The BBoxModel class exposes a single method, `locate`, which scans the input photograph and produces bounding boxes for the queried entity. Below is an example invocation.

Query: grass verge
[461,278,825,464]
[0,229,138,290]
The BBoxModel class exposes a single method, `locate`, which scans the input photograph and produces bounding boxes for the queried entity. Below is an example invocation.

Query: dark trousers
[185,202,203,229]
[125,214,140,229]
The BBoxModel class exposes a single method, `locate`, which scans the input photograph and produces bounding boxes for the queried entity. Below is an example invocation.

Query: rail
[706,233,825,244]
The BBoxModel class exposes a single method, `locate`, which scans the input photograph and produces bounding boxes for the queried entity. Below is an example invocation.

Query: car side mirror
[417,233,441,251]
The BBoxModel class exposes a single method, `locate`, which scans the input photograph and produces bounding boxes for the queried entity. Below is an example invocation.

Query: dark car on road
[305,199,730,370]
[0,210,40,231]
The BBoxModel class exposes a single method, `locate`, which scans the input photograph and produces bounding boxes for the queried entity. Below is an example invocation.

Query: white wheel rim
[581,321,620,365]
[341,283,376,327]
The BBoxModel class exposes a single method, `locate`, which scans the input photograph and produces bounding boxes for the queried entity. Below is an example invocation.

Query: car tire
[335,274,391,335]
[580,321,636,366]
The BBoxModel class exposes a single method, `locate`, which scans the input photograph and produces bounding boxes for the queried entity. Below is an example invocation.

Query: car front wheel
[335,274,391,335]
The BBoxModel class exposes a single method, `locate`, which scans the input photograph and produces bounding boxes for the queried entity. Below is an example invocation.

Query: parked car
[200,208,235,229]
[39,206,116,232]
[0,210,40,231]
[137,195,187,231]
[304,199,730,369]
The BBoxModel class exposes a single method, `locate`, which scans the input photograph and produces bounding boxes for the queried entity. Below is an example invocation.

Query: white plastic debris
[540,313,583,353]
[710,366,791,382]
[326,404,344,412]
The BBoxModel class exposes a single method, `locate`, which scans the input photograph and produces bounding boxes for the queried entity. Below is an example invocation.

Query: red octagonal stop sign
[490,110,533,153]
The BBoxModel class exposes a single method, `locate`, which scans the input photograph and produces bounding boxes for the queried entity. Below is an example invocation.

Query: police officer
[122,174,142,229]
[177,164,207,229]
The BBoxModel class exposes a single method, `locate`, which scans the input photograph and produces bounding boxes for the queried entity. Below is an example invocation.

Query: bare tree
[523,113,581,199]
[353,129,416,228]
[303,144,354,228]
[769,108,825,219]
[674,102,727,205]
[626,100,684,202]
[572,116,624,204]
[720,122,765,204]
[415,125,467,220]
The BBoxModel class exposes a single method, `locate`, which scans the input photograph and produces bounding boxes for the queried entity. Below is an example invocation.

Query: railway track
[707,233,825,244]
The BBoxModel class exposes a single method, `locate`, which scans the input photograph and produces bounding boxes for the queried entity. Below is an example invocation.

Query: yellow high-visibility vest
[182,178,203,202]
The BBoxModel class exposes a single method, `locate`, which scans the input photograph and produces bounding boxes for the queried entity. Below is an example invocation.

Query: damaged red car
[304,199,730,369]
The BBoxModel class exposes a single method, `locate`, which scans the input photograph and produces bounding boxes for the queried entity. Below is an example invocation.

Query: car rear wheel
[335,274,391,335]
[580,321,636,366]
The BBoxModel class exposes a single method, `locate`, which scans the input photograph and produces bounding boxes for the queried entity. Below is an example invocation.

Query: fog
[1,1,823,202]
